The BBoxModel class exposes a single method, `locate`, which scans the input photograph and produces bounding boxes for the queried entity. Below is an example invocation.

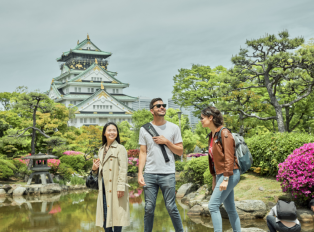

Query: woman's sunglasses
[151,104,167,109]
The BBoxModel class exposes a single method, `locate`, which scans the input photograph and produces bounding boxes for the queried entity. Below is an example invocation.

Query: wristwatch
[223,176,229,181]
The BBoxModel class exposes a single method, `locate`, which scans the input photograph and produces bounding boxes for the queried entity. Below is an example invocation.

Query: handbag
[86,170,99,190]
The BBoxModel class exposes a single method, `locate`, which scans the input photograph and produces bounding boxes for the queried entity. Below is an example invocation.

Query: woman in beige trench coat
[92,122,130,231]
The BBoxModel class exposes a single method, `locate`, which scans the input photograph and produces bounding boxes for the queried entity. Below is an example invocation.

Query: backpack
[276,200,297,221]
[217,127,253,174]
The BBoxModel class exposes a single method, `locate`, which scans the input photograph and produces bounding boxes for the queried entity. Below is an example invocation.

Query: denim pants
[267,215,301,232]
[208,169,241,232]
[102,178,122,232]
[143,173,183,232]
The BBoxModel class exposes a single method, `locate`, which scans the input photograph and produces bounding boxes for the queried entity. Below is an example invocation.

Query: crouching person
[266,200,301,232]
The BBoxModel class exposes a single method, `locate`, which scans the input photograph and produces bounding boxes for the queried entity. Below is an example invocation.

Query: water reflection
[0,182,312,232]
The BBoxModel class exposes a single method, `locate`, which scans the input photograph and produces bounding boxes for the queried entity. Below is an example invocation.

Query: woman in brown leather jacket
[201,106,241,232]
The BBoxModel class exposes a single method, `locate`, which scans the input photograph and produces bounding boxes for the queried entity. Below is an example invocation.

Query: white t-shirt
[139,121,182,174]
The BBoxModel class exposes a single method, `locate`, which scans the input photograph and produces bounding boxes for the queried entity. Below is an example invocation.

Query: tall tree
[231,31,314,132]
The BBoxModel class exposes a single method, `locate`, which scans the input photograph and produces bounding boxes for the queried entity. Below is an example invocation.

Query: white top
[139,121,182,174]
[268,206,300,227]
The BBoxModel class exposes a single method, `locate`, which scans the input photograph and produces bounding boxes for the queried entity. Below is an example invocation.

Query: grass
[234,172,288,204]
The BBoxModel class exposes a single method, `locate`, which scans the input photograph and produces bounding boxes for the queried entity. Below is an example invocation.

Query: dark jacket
[208,125,239,177]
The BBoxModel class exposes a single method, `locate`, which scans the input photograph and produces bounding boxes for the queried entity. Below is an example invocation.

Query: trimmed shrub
[12,159,32,178]
[180,156,208,187]
[58,163,75,181]
[246,132,314,177]
[277,143,314,203]
[60,155,85,172]
[203,168,213,189]
[175,161,187,172]
[0,158,17,179]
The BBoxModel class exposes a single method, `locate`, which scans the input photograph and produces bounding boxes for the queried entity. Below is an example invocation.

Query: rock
[266,201,276,211]
[225,228,266,232]
[0,189,6,196]
[201,203,210,216]
[7,189,14,195]
[181,192,197,205]
[0,197,5,203]
[258,187,264,191]
[187,205,204,216]
[1,184,12,192]
[40,183,62,194]
[176,183,195,198]
[220,200,267,220]
[13,187,27,196]
[26,186,41,195]
[175,172,181,181]
[297,208,314,223]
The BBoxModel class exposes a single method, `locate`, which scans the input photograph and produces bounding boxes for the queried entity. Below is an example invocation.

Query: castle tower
[48,35,137,127]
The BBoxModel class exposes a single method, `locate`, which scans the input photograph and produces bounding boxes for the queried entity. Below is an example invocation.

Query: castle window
[113,89,115,93]
[106,105,109,109]
[88,88,90,93]
[84,118,87,123]
[75,87,77,92]
[97,105,99,109]
[78,88,81,92]
[93,105,95,109]
[80,118,83,123]
[93,118,96,123]
[110,105,112,109]
[91,88,94,92]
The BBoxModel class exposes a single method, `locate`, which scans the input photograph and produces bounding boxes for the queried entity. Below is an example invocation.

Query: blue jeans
[102,179,122,232]
[208,169,241,232]
[143,173,183,232]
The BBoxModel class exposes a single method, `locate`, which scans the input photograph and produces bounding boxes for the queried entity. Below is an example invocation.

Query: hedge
[0,158,17,179]
[59,155,85,172]
[180,156,209,188]
[246,132,314,177]
[175,161,187,172]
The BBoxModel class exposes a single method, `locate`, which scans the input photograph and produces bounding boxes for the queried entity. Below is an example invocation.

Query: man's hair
[150,98,163,109]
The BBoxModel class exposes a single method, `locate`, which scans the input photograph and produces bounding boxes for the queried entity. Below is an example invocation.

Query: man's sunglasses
[151,104,167,109]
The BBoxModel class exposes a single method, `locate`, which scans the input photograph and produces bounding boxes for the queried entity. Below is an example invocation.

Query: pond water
[0,182,311,232]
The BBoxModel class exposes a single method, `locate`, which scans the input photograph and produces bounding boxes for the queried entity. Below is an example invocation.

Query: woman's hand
[212,176,216,191]
[219,180,228,191]
[92,159,100,171]
[117,191,124,198]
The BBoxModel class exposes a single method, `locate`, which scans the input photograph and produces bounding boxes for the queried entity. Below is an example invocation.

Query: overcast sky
[0,0,313,101]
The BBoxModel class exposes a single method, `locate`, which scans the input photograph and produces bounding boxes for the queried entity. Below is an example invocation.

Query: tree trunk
[239,111,244,136]
[274,105,285,132]
[285,106,290,132]
[28,103,39,170]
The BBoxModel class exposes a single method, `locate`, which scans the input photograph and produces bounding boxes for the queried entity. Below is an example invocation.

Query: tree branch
[9,127,50,138]
[239,110,277,120]
[281,82,314,107]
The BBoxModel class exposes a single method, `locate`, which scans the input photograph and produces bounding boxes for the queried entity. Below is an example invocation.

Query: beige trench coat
[95,140,130,228]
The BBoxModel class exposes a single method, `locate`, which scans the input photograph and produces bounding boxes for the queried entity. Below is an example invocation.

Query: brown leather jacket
[208,125,239,177]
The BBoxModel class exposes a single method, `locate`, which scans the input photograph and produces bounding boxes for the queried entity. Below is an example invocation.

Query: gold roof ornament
[95,58,98,64]
[101,82,104,89]
[77,40,79,45]
[51,79,54,84]
[87,33,90,40]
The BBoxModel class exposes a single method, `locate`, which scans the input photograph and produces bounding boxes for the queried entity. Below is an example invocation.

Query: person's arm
[268,206,276,216]
[117,146,128,198]
[138,145,147,186]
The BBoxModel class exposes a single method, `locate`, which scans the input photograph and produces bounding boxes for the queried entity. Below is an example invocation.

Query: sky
[0,0,313,101]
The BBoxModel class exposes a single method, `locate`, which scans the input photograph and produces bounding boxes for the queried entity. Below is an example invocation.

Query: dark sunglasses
[151,104,167,109]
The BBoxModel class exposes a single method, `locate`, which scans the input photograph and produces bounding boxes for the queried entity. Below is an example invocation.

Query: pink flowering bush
[128,149,140,157]
[63,151,82,156]
[276,143,314,202]
[48,159,61,175]
[128,157,138,173]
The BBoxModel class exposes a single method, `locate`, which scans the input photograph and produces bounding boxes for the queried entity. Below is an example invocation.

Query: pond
[0,181,310,232]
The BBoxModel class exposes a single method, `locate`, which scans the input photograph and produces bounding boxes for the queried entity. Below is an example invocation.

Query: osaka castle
[47,34,137,127]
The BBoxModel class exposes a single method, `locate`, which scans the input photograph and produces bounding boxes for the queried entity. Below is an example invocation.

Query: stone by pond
[177,183,314,231]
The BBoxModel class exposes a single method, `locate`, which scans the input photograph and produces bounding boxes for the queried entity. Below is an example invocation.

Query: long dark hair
[102,122,121,146]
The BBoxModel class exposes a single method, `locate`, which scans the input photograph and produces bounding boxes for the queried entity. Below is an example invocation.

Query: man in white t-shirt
[138,98,184,232]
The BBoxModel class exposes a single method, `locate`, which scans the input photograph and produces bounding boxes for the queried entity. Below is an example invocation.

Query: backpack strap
[141,123,170,162]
